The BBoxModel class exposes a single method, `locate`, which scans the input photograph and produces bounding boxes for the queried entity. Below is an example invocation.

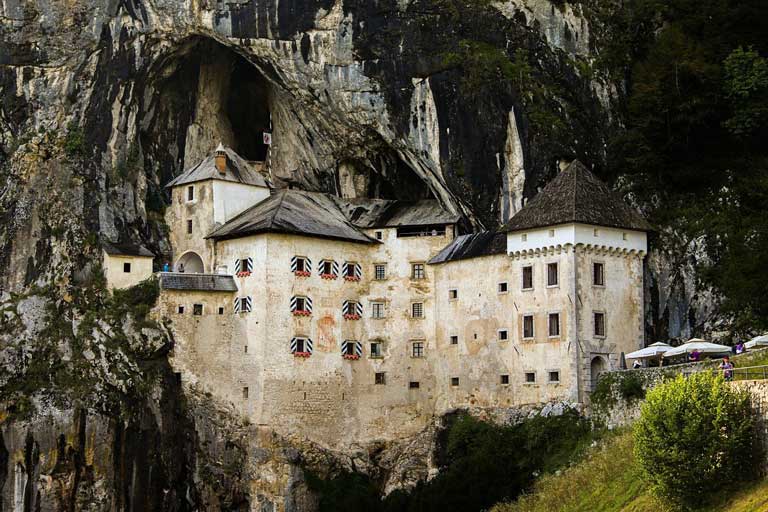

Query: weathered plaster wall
[166,180,217,271]
[103,252,154,290]
[211,180,270,227]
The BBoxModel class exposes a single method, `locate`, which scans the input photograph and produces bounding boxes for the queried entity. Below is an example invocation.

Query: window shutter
[245,257,254,273]
[244,296,253,312]
[290,337,298,353]
[342,262,349,276]
[305,258,312,273]
[332,261,339,276]
[355,341,363,356]
[355,302,363,317]
[306,296,313,313]
[342,301,349,315]
[306,338,314,354]
[354,263,362,279]
[341,340,348,355]
[234,259,242,274]
[290,296,298,312]
[290,256,297,272]
[233,296,241,313]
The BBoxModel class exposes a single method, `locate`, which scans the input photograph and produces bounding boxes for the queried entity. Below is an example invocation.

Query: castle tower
[165,144,271,273]
[502,160,652,402]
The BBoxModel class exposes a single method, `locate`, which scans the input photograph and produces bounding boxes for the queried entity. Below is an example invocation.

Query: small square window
[186,219,193,234]
[549,313,560,337]
[242,387,249,399]
[523,315,534,339]
[548,229,555,237]
[547,262,558,287]
[375,372,386,385]
[412,302,424,319]
[177,305,185,314]
[451,377,460,387]
[375,231,383,240]
[449,289,458,300]
[218,307,224,315]
[549,371,560,383]
[521,233,527,242]
[498,282,508,293]
[594,312,606,337]
[123,262,131,273]
[370,342,383,358]
[522,266,533,290]
[295,297,306,311]
[374,264,387,280]
[450,335,459,345]
[412,341,424,358]
[295,257,307,272]
[193,304,203,316]
[409,381,420,389]
[371,302,385,319]
[593,262,605,286]
[411,263,426,280]
[498,329,508,341]
[525,372,536,383]
[500,374,510,385]
[344,262,357,278]
[187,185,194,202]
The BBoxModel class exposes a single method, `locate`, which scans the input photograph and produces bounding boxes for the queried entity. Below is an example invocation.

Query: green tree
[723,46,768,136]
[633,372,756,509]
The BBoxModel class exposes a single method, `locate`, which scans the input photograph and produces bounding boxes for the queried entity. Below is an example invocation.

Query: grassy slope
[492,430,768,512]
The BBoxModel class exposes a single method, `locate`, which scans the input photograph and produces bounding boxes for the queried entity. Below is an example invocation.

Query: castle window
[450,335,458,345]
[343,261,361,281]
[193,304,203,316]
[411,341,424,358]
[593,228,600,237]
[374,264,387,280]
[187,185,194,202]
[594,312,606,337]
[341,340,362,359]
[375,231,383,240]
[371,302,385,319]
[218,307,224,315]
[319,260,338,279]
[291,337,313,357]
[451,377,460,387]
[177,305,185,314]
[370,341,383,358]
[622,232,628,240]
[548,313,560,337]
[187,219,193,234]
[521,234,527,242]
[525,372,536,384]
[498,282,508,294]
[244,345,248,353]
[411,302,424,319]
[593,262,605,286]
[123,262,131,273]
[234,257,253,276]
[411,263,425,280]
[343,300,362,319]
[409,381,420,389]
[292,256,311,276]
[522,266,533,290]
[242,387,249,399]
[291,296,312,315]
[498,329,509,341]
[375,372,386,385]
[500,375,510,385]
[549,371,561,383]
[234,296,252,313]
[448,289,458,300]
[549,229,555,237]
[523,315,534,339]
[547,262,558,287]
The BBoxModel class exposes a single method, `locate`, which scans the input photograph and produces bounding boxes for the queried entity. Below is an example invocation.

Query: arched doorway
[175,251,204,273]
[590,356,608,391]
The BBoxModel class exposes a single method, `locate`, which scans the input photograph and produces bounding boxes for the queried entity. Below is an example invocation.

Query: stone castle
[105,145,651,447]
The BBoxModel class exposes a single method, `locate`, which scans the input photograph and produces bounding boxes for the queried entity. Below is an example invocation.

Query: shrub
[633,372,756,509]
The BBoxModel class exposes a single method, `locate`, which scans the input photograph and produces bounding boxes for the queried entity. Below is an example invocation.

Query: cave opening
[227,56,271,162]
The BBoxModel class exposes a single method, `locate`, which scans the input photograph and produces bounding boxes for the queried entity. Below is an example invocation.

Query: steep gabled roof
[102,241,154,257]
[206,190,378,244]
[502,160,653,233]
[428,231,507,265]
[337,198,461,228]
[165,146,269,188]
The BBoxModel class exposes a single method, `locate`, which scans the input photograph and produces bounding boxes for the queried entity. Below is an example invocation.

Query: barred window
[411,341,424,358]
[371,302,385,319]
[411,263,425,280]
[370,342,383,358]
[375,264,387,280]
[412,302,424,318]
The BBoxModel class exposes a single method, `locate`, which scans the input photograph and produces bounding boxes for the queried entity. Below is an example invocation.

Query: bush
[633,372,756,509]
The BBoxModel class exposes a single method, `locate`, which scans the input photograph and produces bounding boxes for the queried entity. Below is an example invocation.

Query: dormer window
[186,185,195,202]
[292,256,311,277]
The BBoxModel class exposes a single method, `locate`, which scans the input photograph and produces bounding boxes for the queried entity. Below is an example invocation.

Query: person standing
[719,357,735,381]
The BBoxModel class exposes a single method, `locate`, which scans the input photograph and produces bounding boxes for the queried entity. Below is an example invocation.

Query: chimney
[215,143,227,174]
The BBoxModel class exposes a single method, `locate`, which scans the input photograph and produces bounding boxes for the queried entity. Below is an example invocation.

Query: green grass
[492,430,768,512]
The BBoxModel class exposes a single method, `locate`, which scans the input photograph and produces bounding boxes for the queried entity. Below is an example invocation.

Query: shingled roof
[102,241,154,257]
[165,146,269,188]
[206,190,378,244]
[502,160,653,233]
[159,273,238,292]
[338,198,460,228]
[428,231,507,265]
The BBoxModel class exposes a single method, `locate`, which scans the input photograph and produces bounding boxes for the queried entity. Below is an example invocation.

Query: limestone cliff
[0,0,718,508]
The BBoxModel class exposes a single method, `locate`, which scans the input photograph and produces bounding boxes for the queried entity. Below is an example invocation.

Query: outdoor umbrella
[745,335,768,349]
[626,342,673,360]
[663,338,731,358]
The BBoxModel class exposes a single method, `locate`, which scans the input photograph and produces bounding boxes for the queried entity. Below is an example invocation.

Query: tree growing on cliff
[633,372,757,509]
